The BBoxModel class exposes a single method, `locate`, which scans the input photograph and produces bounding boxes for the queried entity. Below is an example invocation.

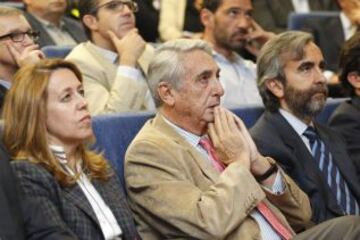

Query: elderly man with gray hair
[125,38,360,240]
[251,31,360,224]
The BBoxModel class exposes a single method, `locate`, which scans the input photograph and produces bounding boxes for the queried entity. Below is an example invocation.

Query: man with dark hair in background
[200,0,274,108]
[66,0,155,115]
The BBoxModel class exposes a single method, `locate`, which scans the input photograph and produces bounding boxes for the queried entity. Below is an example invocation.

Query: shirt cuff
[117,66,141,80]
[262,170,285,195]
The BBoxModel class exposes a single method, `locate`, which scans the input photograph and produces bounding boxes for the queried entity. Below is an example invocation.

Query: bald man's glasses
[0,30,39,43]
[91,0,138,14]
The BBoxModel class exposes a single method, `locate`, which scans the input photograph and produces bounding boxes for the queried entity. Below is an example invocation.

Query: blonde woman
[3,59,138,240]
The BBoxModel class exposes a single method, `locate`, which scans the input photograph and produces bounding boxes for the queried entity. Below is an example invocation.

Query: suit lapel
[266,112,324,178]
[84,42,118,88]
[152,114,220,182]
[63,184,100,226]
[266,112,344,215]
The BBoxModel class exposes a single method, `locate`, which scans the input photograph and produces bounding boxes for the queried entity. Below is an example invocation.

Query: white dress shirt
[0,79,11,90]
[291,0,310,13]
[213,51,263,108]
[163,115,285,240]
[339,12,357,41]
[50,145,123,240]
[279,108,313,152]
[92,44,155,110]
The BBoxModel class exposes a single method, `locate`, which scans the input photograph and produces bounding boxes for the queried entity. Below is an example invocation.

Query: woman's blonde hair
[2,59,111,186]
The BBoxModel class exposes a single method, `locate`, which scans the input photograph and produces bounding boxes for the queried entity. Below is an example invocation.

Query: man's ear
[82,15,98,32]
[347,71,360,89]
[265,78,285,98]
[200,8,214,28]
[158,82,175,107]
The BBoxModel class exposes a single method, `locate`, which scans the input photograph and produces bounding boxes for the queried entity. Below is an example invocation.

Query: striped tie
[303,126,359,215]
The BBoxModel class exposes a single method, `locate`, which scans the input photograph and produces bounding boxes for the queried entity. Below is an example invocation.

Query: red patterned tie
[199,138,225,172]
[199,137,293,240]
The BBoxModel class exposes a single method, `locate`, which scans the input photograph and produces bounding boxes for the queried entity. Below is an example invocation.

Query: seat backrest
[92,111,154,185]
[41,45,75,58]
[231,104,264,128]
[91,99,345,186]
[316,98,346,123]
[0,2,25,9]
[287,11,339,30]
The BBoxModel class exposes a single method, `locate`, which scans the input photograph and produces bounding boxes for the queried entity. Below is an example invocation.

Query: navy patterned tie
[303,126,359,215]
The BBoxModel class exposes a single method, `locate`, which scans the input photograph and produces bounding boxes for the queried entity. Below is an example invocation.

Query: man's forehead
[0,15,31,33]
[218,0,253,10]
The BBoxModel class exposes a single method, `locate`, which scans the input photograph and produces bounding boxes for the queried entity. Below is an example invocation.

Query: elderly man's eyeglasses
[0,30,40,43]
[91,0,138,14]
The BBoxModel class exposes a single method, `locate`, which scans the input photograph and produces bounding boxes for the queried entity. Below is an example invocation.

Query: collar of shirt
[340,12,356,40]
[161,115,202,147]
[212,49,242,64]
[0,79,11,89]
[32,14,66,29]
[279,108,311,136]
[291,0,310,13]
[49,144,83,174]
[90,43,118,64]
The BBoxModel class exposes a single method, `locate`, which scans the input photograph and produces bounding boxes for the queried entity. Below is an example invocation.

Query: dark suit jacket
[301,16,344,71]
[329,97,360,178]
[252,0,338,33]
[250,111,360,224]
[0,144,25,240]
[24,12,87,48]
[0,141,77,240]
[135,0,160,42]
[0,84,8,113]
[11,161,138,240]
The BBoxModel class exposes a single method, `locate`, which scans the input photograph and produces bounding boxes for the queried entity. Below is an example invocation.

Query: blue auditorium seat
[41,45,74,58]
[287,11,339,30]
[0,2,24,9]
[91,99,346,185]
[92,111,154,186]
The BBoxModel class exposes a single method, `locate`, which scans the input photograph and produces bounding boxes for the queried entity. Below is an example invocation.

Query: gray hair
[257,31,314,112]
[0,6,23,17]
[147,39,213,107]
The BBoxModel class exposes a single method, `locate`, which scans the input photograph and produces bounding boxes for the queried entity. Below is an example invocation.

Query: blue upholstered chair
[287,11,339,30]
[41,45,75,58]
[0,2,25,9]
[91,99,346,186]
[92,111,155,186]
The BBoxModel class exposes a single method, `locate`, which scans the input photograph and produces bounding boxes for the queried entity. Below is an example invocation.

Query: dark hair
[257,31,314,112]
[201,0,223,12]
[78,0,98,40]
[338,32,360,97]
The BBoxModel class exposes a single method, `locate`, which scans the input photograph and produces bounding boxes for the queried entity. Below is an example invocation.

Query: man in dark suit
[0,6,44,110]
[0,142,24,240]
[250,31,360,224]
[22,0,87,47]
[329,32,360,178]
[252,0,338,33]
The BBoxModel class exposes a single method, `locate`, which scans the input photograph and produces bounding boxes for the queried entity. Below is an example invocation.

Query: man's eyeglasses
[0,30,40,43]
[90,0,138,14]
